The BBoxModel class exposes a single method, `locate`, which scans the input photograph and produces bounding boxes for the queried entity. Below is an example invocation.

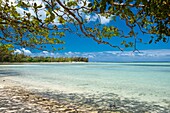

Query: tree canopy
[0,0,169,52]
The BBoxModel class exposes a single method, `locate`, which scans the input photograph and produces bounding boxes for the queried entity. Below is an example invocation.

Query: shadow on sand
[37,91,170,112]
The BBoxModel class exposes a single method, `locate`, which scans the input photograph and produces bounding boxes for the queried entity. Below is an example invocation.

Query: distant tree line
[0,45,88,62]
[0,53,88,62]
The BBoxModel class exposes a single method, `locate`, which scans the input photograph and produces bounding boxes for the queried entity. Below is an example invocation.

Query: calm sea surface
[0,62,170,107]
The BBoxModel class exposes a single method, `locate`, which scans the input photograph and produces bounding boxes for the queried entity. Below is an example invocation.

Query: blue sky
[4,0,170,61]
[15,27,170,62]
[59,30,170,53]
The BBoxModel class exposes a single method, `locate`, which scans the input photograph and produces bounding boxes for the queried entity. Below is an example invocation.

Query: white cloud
[42,51,48,54]
[99,15,111,24]
[21,48,32,55]
[85,14,111,24]
[50,53,55,56]
[86,14,98,22]
[14,49,22,54]
[14,48,32,55]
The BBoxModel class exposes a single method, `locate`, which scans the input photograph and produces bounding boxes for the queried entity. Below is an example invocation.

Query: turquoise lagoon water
[0,62,170,107]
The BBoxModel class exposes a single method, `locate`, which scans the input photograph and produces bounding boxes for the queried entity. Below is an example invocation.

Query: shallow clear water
[1,62,170,106]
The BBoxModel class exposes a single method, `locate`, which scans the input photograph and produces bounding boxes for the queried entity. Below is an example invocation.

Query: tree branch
[56,0,123,51]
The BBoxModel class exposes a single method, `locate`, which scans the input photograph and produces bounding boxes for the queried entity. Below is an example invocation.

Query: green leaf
[149,39,153,44]
[50,12,55,21]
[128,42,133,47]
[58,17,66,24]
[139,38,142,43]
[125,44,129,48]
[151,36,154,39]
[129,31,134,37]
[121,40,126,45]
[88,3,92,7]
[163,38,166,42]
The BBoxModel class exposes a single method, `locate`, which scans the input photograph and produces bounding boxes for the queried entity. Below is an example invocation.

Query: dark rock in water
[109,103,116,109]
[84,98,93,104]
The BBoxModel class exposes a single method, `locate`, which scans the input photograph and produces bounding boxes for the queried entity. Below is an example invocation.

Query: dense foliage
[0,44,88,62]
[0,44,14,61]
[0,0,169,51]
[0,52,88,62]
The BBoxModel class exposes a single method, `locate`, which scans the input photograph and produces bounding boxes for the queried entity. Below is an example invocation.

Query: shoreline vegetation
[0,77,170,113]
[0,53,88,63]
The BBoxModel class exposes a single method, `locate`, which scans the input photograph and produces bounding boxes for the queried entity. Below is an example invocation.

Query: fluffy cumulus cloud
[21,48,32,55]
[42,51,49,54]
[99,15,112,24]
[14,48,32,55]
[85,14,111,24]
[14,49,22,54]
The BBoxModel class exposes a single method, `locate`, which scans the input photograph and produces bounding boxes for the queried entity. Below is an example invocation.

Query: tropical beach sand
[0,77,94,113]
[0,77,170,113]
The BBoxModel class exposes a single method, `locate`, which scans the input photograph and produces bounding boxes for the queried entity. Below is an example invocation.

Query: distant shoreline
[91,61,170,63]
[1,61,170,63]
[1,61,170,65]
[0,62,88,65]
